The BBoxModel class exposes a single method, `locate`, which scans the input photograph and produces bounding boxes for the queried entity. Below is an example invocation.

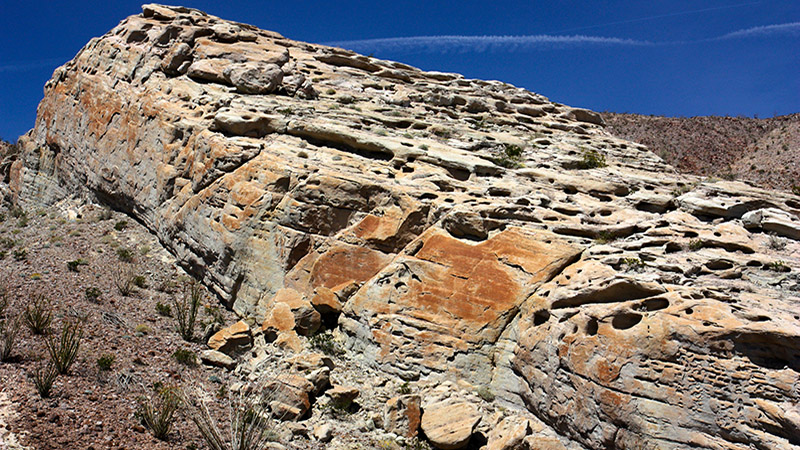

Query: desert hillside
[0,4,799,450]
[604,112,800,192]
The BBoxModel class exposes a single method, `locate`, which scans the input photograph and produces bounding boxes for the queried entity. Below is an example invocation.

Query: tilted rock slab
[8,4,800,449]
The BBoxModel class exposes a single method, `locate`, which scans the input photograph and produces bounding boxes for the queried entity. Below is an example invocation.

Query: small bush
[112,263,138,296]
[398,382,411,395]
[97,208,113,221]
[136,386,181,441]
[594,231,616,244]
[97,354,116,371]
[310,330,344,356]
[12,249,26,261]
[133,275,147,288]
[766,260,790,273]
[688,239,704,250]
[173,281,203,342]
[792,185,800,196]
[31,362,58,398]
[622,257,646,272]
[0,316,21,361]
[493,144,524,169]
[114,220,128,231]
[45,319,84,374]
[84,287,102,303]
[134,324,151,335]
[66,259,88,272]
[577,149,607,169]
[172,348,197,367]
[156,302,172,317]
[24,295,52,335]
[116,248,135,263]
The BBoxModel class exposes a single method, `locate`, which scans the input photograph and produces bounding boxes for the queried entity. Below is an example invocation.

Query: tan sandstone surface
[6,4,800,449]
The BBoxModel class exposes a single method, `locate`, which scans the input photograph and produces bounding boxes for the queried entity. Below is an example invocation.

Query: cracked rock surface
[8,4,800,449]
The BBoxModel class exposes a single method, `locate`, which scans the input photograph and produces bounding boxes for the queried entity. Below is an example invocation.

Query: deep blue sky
[1,1,798,142]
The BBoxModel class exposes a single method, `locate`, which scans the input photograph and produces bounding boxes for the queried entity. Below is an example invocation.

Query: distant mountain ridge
[603,112,800,191]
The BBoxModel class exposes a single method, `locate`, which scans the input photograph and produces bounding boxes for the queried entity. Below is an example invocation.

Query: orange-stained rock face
[341,226,581,382]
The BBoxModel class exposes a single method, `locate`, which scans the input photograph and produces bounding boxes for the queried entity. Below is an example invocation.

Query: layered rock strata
[9,4,800,449]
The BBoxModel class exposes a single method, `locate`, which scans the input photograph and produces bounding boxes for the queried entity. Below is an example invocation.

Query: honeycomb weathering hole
[533,309,551,326]
[612,313,643,330]
[639,298,669,312]
[586,318,598,336]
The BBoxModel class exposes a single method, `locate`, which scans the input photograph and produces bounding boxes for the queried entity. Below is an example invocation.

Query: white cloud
[0,58,64,73]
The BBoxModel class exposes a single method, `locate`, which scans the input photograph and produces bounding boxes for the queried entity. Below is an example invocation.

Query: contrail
[546,2,761,34]
[714,21,800,40]
[0,58,65,73]
[325,34,653,54]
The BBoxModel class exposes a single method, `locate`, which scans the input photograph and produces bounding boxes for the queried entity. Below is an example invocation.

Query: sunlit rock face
[10,4,800,449]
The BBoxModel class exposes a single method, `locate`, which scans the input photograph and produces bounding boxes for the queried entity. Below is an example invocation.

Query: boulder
[420,400,481,449]
[225,62,284,94]
[267,375,314,421]
[261,289,321,336]
[207,320,252,355]
[199,349,236,369]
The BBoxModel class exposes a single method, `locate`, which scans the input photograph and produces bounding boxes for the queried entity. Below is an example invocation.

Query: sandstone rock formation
[8,4,800,449]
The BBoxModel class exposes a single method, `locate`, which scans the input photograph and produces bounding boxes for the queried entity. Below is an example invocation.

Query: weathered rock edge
[9,4,800,449]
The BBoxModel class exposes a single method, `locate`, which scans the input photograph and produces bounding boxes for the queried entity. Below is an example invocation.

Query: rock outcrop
[8,4,800,449]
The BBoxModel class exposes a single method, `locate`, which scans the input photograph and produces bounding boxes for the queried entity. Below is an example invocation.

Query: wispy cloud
[714,21,800,40]
[0,58,65,73]
[325,34,653,54]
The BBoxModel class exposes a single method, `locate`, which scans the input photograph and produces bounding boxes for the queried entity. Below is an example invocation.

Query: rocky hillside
[4,4,800,450]
[604,112,800,191]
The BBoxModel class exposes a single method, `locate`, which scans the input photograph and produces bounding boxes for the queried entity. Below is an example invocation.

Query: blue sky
[1,1,798,142]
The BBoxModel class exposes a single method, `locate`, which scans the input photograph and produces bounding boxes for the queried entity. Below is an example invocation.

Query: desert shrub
[792,185,800,196]
[12,249,26,261]
[114,220,128,231]
[203,305,225,327]
[136,386,181,441]
[398,382,411,395]
[493,143,524,169]
[577,149,607,169]
[622,257,646,272]
[45,319,84,374]
[84,287,102,303]
[97,354,116,371]
[766,260,790,273]
[688,239,704,250]
[0,316,21,361]
[310,330,344,356]
[172,348,197,367]
[97,208,113,221]
[66,258,88,272]
[31,362,58,398]
[156,302,172,317]
[182,381,279,450]
[133,275,147,288]
[112,262,138,296]
[116,248,135,263]
[134,324,151,335]
[173,281,203,342]
[24,295,52,335]
[594,231,616,244]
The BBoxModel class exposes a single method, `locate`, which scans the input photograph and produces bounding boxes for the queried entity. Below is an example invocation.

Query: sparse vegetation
[766,260,790,272]
[156,302,172,317]
[172,348,197,367]
[398,381,411,395]
[97,353,115,371]
[45,319,84,374]
[136,386,181,441]
[84,287,102,303]
[493,144,524,169]
[24,295,52,335]
[577,149,606,169]
[116,247,135,263]
[622,257,646,272]
[66,258,88,272]
[112,262,138,296]
[688,239,704,250]
[31,362,58,398]
[767,233,787,251]
[310,330,344,356]
[792,185,800,196]
[173,280,203,342]
[0,316,21,361]
[182,381,279,450]
[594,231,617,244]
[114,220,128,231]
